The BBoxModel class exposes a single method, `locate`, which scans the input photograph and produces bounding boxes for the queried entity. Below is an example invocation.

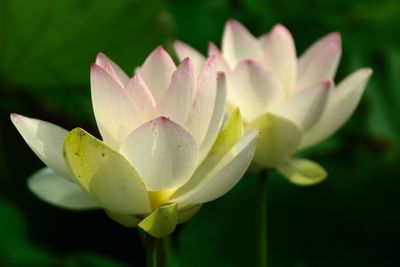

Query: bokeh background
[1,0,399,266]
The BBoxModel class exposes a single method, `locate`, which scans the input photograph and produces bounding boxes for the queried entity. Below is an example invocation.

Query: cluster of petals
[174,20,372,185]
[11,46,257,236]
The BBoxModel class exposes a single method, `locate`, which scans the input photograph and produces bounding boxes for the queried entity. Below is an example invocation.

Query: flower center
[148,189,176,210]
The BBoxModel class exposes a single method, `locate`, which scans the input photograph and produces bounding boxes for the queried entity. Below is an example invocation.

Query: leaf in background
[0,0,173,88]
[368,48,400,141]
[64,253,130,267]
[0,199,59,267]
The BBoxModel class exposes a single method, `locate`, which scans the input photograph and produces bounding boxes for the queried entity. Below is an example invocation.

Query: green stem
[156,238,168,267]
[257,169,268,267]
[145,235,168,267]
[145,234,157,267]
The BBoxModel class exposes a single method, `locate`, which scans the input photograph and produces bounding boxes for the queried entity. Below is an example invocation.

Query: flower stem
[145,234,157,267]
[145,235,168,267]
[257,169,269,267]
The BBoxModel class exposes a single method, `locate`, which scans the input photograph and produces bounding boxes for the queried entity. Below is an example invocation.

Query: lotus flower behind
[11,46,257,237]
[174,20,372,185]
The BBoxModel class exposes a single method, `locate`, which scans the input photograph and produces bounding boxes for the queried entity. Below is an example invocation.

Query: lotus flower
[11,46,257,237]
[174,20,372,185]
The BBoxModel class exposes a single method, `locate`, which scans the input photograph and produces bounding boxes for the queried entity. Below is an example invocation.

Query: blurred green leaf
[0,0,173,88]
[0,199,59,267]
[64,253,130,267]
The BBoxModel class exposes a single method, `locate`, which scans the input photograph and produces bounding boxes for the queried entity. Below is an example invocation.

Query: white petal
[261,24,297,94]
[91,64,141,149]
[64,128,151,215]
[272,80,332,131]
[28,168,98,210]
[10,114,73,181]
[137,46,177,101]
[124,75,156,122]
[184,57,217,144]
[157,58,196,125]
[230,60,285,122]
[95,53,129,87]
[208,42,231,74]
[198,72,227,161]
[297,32,341,90]
[171,131,257,205]
[174,40,206,75]
[222,19,264,67]
[120,117,199,191]
[301,68,372,148]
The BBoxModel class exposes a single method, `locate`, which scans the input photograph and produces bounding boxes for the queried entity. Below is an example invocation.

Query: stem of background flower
[257,169,269,267]
[145,235,168,267]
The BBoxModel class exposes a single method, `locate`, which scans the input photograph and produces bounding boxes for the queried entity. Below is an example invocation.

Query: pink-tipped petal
[272,80,332,131]
[157,58,196,125]
[124,75,156,122]
[95,53,129,87]
[91,64,141,149]
[174,40,206,74]
[184,56,218,145]
[208,42,231,74]
[230,60,285,122]
[120,117,199,191]
[297,32,342,90]
[137,46,177,101]
[301,68,372,148]
[222,19,264,67]
[10,114,74,182]
[261,24,297,94]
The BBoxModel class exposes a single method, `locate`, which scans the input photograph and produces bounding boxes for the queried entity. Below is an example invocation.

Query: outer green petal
[277,158,327,186]
[104,210,141,228]
[139,203,178,238]
[64,128,151,215]
[248,113,302,168]
[173,108,243,196]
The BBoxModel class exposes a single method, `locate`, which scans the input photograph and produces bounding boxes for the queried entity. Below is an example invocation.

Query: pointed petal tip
[272,23,290,33]
[226,18,240,26]
[207,41,219,55]
[10,113,18,120]
[173,40,183,47]
[96,52,106,60]
[180,57,194,68]
[154,45,168,54]
[327,32,341,47]
[363,67,373,77]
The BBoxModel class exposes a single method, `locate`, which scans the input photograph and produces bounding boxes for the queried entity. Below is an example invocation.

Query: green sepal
[277,158,327,186]
[139,203,178,238]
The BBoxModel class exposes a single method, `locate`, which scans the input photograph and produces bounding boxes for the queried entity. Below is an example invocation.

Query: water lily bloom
[174,20,372,185]
[11,46,257,237]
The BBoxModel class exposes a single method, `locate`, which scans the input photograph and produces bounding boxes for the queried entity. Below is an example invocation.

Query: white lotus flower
[11,46,257,237]
[174,20,372,185]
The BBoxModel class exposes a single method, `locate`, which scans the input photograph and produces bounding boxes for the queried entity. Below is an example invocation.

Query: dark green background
[0,0,399,266]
